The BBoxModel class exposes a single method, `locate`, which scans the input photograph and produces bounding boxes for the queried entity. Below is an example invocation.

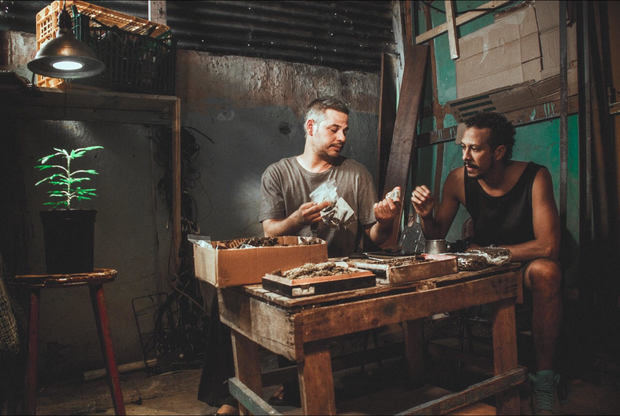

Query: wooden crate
[34,0,171,89]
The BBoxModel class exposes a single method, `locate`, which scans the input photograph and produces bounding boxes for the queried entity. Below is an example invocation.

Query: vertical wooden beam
[423,3,447,205]
[231,331,262,415]
[377,53,397,194]
[172,98,181,279]
[491,299,520,414]
[299,343,336,415]
[559,0,568,255]
[148,0,167,25]
[445,0,460,60]
[404,319,425,386]
[403,0,414,45]
[382,43,429,246]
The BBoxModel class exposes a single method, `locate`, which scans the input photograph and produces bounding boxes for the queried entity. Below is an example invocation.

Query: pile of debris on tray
[273,262,351,280]
[215,236,324,249]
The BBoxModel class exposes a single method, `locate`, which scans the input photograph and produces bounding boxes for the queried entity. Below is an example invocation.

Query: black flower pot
[40,209,97,274]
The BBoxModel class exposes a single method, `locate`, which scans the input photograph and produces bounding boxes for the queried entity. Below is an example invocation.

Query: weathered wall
[3,35,380,374]
[176,50,380,240]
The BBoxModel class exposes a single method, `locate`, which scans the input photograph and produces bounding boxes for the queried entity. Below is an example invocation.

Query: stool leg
[89,284,126,415]
[25,289,40,415]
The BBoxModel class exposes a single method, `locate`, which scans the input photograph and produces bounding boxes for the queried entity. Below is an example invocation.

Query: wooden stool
[12,268,126,415]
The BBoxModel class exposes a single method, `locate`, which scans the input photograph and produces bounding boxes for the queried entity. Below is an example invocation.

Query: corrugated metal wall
[0,0,395,73]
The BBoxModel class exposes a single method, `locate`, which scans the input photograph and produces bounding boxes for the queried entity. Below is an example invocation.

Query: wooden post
[445,0,460,59]
[404,319,425,386]
[231,331,262,415]
[25,290,40,415]
[148,1,167,25]
[171,98,181,279]
[298,343,336,415]
[491,299,520,415]
[382,43,429,247]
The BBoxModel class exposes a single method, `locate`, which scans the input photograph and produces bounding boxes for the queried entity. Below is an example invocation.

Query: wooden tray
[349,254,457,285]
[262,269,376,298]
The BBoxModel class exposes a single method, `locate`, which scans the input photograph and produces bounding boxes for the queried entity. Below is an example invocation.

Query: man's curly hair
[465,112,516,162]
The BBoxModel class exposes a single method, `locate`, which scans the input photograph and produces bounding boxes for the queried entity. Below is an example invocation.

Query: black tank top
[464,162,542,246]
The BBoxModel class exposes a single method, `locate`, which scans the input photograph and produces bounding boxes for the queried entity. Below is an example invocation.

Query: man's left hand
[374,186,401,224]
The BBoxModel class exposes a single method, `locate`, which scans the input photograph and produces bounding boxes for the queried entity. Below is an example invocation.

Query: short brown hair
[304,96,349,133]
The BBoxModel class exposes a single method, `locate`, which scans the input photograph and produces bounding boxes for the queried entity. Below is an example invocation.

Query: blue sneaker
[529,370,560,414]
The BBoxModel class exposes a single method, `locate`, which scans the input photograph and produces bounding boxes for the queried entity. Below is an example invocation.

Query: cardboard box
[455,1,578,99]
[192,236,328,287]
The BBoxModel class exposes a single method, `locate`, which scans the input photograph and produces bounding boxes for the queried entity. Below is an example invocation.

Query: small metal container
[425,239,448,254]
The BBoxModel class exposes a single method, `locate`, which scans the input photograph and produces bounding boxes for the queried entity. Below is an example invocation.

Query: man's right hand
[293,201,332,226]
[411,185,435,219]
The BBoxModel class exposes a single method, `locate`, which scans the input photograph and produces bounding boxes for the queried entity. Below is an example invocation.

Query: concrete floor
[33,349,620,416]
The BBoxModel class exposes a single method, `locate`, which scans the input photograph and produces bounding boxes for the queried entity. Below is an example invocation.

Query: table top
[236,263,521,309]
[11,268,118,288]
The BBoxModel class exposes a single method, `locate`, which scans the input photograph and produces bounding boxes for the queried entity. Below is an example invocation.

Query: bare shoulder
[444,167,465,203]
[533,165,553,188]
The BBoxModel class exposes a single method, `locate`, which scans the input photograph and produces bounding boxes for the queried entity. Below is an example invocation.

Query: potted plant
[35,146,103,274]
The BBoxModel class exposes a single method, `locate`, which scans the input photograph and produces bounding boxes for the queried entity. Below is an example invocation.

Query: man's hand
[374,186,401,224]
[411,185,435,219]
[263,200,331,237]
[293,201,332,226]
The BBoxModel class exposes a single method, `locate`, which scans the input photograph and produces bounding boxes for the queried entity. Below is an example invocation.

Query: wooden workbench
[218,263,525,415]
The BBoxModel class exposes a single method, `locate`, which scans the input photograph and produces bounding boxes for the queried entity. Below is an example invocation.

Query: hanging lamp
[27,1,105,79]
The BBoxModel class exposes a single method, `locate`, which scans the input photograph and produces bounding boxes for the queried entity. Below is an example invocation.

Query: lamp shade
[27,7,105,79]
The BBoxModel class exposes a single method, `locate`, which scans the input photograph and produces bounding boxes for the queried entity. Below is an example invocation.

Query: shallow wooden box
[262,267,375,298]
[349,253,457,285]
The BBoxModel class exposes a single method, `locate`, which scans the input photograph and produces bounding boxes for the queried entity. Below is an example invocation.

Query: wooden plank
[171,98,182,280]
[298,271,519,343]
[491,300,520,415]
[382,42,428,246]
[397,367,526,415]
[404,319,425,385]
[228,377,282,416]
[445,0,460,59]
[377,52,398,194]
[231,331,263,416]
[383,41,428,194]
[0,88,176,124]
[298,343,336,415]
[415,1,511,44]
[148,0,167,25]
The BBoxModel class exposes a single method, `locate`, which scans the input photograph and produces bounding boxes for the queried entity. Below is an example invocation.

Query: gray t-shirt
[259,156,378,257]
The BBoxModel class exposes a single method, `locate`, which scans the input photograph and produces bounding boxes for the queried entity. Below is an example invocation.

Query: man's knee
[525,259,562,297]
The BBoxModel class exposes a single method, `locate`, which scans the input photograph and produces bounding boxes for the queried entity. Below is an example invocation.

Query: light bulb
[52,60,84,70]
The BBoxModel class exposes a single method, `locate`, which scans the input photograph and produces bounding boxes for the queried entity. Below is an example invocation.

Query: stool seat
[12,268,125,415]
[13,268,117,288]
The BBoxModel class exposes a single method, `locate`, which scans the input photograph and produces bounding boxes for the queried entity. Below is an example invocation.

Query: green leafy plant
[35,146,104,209]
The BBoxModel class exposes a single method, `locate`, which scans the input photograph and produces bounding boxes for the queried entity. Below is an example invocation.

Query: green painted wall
[412,2,580,285]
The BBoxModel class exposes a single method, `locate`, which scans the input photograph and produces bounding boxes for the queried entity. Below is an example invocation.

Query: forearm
[262,217,304,237]
[500,239,559,262]
[367,220,395,246]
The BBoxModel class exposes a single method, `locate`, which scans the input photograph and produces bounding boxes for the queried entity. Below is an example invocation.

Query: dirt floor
[30,318,620,416]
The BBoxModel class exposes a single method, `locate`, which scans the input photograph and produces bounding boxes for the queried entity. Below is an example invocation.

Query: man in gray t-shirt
[259,96,401,257]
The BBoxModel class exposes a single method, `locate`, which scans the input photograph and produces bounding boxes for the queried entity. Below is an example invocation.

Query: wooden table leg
[25,289,40,415]
[298,342,336,415]
[404,319,425,386]
[89,284,126,416]
[492,299,520,415]
[231,330,262,415]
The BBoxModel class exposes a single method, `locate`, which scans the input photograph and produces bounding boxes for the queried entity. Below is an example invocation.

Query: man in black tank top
[411,112,562,414]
